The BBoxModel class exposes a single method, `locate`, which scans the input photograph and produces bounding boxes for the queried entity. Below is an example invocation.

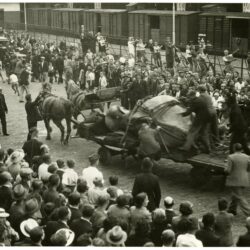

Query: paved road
[0,79,248,242]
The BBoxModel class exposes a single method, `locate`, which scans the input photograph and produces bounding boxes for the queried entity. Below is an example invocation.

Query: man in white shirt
[99,71,107,89]
[82,153,104,189]
[9,73,19,96]
[62,159,78,190]
[176,217,203,247]
[38,154,52,181]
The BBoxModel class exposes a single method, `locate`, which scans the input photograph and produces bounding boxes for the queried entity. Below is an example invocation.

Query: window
[149,15,160,29]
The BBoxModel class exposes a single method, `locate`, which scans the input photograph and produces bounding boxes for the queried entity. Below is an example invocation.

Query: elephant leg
[53,119,65,144]
[64,118,72,145]
[44,118,51,140]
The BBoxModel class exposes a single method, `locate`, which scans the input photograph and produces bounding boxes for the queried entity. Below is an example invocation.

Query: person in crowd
[9,72,19,96]
[237,217,250,246]
[214,198,234,246]
[132,157,161,212]
[67,192,82,225]
[196,212,220,246]
[19,65,31,103]
[130,192,152,234]
[70,204,94,245]
[39,56,49,82]
[172,201,194,234]
[82,153,104,189]
[225,143,250,216]
[161,229,176,247]
[164,196,177,227]
[44,206,71,246]
[24,94,41,136]
[176,216,203,247]
[62,160,78,191]
[0,87,9,136]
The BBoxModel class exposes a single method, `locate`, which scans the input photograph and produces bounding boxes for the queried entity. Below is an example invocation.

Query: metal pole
[24,3,27,32]
[172,3,175,45]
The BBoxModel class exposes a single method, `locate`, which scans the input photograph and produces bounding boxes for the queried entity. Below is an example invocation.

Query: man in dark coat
[25,94,40,134]
[70,204,94,245]
[31,51,40,81]
[196,212,220,246]
[0,88,9,136]
[180,89,212,153]
[22,127,43,166]
[132,157,161,212]
[165,40,174,69]
[55,54,64,84]
[237,217,250,246]
[44,206,71,246]
[227,93,250,154]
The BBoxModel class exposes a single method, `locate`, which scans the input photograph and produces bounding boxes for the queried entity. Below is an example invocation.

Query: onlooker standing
[22,127,43,166]
[196,212,220,246]
[82,153,104,189]
[39,56,49,82]
[25,94,41,135]
[214,198,234,246]
[225,143,250,216]
[132,158,161,212]
[19,65,31,103]
[0,87,9,136]
[55,54,64,84]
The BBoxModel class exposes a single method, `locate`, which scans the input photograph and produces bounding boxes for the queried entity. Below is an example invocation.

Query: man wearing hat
[106,225,127,246]
[9,184,27,235]
[39,56,49,82]
[82,153,104,189]
[0,87,9,136]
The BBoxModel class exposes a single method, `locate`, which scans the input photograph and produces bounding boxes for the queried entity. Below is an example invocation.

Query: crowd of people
[0,138,250,247]
[1,29,250,247]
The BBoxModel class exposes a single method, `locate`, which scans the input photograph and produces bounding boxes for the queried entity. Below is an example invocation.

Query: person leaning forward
[180,89,212,153]
[225,143,250,216]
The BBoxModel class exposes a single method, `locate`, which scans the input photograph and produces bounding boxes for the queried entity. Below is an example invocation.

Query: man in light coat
[225,143,250,216]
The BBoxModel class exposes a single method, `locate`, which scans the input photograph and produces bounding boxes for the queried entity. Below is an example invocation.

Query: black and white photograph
[0,1,250,247]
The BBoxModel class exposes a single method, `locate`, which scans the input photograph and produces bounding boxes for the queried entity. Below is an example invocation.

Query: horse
[65,79,104,119]
[36,91,73,145]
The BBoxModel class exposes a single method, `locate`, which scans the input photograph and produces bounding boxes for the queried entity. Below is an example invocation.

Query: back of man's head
[48,174,60,187]
[58,206,70,221]
[202,212,215,228]
[42,153,51,164]
[141,157,153,172]
[161,229,175,246]
[218,197,228,211]
[81,204,94,218]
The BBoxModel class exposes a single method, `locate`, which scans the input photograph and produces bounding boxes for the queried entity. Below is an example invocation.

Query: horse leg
[53,119,65,144]
[44,118,52,140]
[64,118,72,145]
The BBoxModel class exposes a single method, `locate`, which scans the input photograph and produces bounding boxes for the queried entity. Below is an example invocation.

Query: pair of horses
[37,80,114,145]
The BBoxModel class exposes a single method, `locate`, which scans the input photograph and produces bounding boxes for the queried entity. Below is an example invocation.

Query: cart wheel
[189,166,212,187]
[98,147,111,165]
